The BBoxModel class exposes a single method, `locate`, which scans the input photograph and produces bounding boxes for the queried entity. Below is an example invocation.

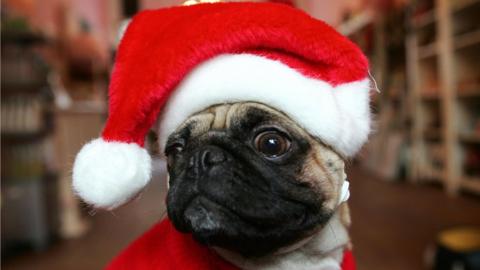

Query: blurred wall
[4,0,120,51]
[140,0,366,26]
[4,0,370,49]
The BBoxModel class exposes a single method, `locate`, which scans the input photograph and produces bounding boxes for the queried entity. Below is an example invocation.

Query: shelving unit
[340,7,411,180]
[1,9,111,258]
[406,0,480,195]
[341,0,480,196]
[1,31,59,256]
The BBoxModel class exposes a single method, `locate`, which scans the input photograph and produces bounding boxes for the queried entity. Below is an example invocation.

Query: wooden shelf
[452,0,480,14]
[421,93,441,101]
[454,30,480,50]
[461,176,480,194]
[406,0,480,196]
[1,130,49,143]
[1,32,49,46]
[459,133,480,143]
[457,87,480,98]
[418,42,437,59]
[413,9,436,29]
[424,129,443,140]
[1,82,48,95]
[338,11,373,36]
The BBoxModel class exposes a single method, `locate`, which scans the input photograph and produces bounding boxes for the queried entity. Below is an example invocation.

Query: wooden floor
[3,163,480,270]
[349,168,480,270]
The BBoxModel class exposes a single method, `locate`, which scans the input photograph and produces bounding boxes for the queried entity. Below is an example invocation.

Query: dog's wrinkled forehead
[167,102,313,145]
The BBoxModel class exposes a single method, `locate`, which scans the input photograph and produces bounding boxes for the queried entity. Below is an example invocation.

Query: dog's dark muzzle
[166,144,329,257]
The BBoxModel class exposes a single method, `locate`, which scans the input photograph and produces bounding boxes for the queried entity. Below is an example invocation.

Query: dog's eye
[254,131,291,158]
[165,142,184,156]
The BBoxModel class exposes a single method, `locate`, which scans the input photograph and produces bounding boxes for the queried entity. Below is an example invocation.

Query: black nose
[191,146,227,171]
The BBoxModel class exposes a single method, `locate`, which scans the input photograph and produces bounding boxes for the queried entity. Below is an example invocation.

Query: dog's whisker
[328,222,339,248]
[159,209,168,219]
[88,208,97,216]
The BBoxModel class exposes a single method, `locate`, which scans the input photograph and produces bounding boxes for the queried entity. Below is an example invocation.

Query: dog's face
[163,102,346,257]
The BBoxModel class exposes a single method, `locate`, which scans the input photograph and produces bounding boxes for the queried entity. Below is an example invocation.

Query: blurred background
[1,0,479,269]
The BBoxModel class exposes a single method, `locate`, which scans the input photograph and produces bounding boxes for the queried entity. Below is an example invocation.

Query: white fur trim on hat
[72,138,152,209]
[158,54,371,157]
[339,180,350,205]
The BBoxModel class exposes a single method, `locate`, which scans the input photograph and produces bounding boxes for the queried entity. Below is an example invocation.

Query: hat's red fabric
[106,218,355,270]
[103,2,368,146]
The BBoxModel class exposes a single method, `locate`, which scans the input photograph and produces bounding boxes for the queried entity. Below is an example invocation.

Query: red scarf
[106,218,355,270]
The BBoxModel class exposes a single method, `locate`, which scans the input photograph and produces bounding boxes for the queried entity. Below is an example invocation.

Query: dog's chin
[182,196,235,239]
[173,196,272,257]
[169,194,332,258]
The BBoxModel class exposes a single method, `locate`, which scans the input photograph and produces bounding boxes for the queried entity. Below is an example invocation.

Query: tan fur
[172,102,352,269]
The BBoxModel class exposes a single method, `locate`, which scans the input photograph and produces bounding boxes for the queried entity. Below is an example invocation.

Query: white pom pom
[72,138,152,210]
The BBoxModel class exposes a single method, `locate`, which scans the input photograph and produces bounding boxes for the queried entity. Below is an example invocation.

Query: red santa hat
[72,2,371,209]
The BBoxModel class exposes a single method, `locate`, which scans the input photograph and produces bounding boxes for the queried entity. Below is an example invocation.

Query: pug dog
[162,102,352,270]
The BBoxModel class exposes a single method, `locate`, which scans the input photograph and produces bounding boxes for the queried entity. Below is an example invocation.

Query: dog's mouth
[174,194,307,257]
[168,180,331,257]
[183,195,244,241]
[185,194,310,231]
